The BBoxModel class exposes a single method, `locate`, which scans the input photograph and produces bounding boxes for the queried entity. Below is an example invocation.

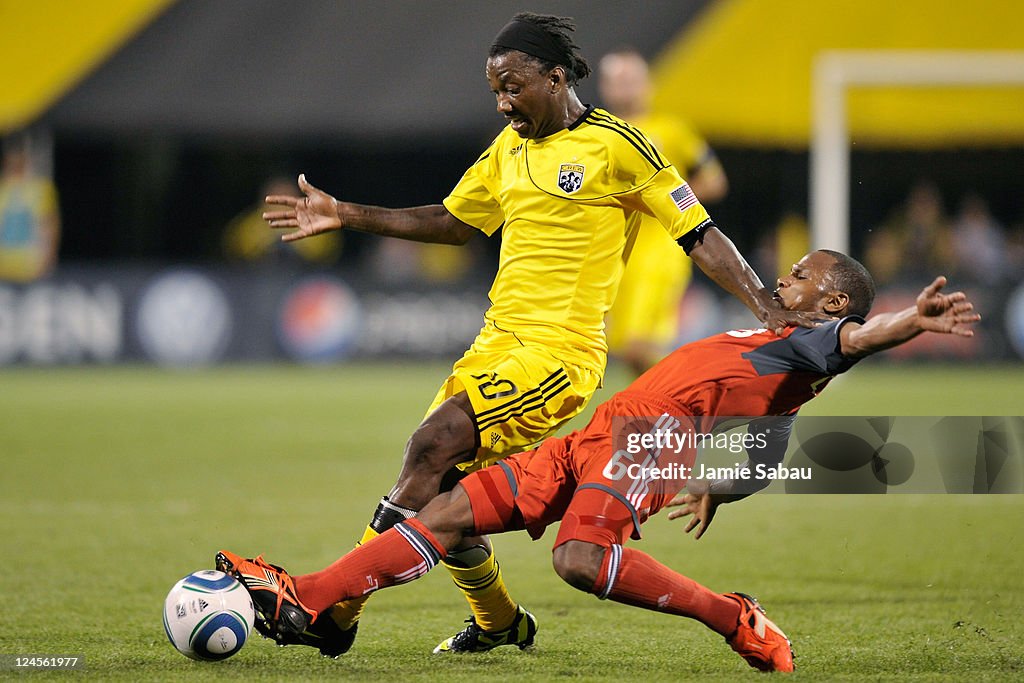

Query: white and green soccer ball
[163,570,255,661]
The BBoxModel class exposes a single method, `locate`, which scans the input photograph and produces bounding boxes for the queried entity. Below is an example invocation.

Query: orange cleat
[724,592,795,673]
[215,550,318,642]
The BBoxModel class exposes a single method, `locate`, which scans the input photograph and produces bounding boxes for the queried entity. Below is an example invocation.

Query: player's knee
[552,541,605,593]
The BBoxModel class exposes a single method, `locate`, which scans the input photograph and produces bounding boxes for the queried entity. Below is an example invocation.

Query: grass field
[2,362,1023,681]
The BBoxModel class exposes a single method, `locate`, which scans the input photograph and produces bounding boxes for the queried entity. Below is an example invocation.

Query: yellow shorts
[426,328,602,472]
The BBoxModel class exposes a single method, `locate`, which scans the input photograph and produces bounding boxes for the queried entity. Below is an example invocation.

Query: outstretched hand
[916,276,981,336]
[263,174,343,242]
[665,482,720,540]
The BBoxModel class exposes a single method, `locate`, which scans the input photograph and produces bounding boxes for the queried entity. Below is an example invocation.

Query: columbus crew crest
[557,163,585,194]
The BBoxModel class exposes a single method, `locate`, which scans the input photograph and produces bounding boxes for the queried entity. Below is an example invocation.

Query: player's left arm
[838,276,980,359]
[665,415,794,539]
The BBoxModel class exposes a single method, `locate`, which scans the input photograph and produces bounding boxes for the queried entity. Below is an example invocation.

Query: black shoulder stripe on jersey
[587,110,666,166]
[587,110,661,159]
[586,111,668,168]
[585,121,661,169]
[475,151,491,165]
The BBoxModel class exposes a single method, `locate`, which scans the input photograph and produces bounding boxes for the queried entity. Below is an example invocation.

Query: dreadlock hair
[820,249,876,317]
[489,12,591,84]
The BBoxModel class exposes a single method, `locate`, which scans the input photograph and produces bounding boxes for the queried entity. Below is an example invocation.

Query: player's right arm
[264,174,477,246]
[838,276,980,358]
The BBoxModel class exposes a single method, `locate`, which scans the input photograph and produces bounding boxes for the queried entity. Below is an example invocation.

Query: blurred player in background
[864,181,955,286]
[599,48,729,375]
[224,176,341,266]
[0,133,60,282]
[259,12,816,657]
[951,193,1008,286]
[218,251,979,672]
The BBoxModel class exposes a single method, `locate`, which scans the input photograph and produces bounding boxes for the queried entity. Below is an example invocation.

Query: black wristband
[677,218,716,254]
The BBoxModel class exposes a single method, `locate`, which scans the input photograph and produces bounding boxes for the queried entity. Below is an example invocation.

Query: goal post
[810,50,1024,253]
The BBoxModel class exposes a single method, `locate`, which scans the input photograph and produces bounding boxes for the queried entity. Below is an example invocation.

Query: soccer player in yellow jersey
[599,47,729,375]
[260,13,816,657]
[0,134,61,283]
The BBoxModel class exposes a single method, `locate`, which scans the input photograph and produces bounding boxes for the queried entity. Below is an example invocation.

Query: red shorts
[460,391,697,550]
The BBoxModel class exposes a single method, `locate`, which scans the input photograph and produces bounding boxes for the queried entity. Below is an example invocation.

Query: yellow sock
[327,525,379,630]
[443,547,518,632]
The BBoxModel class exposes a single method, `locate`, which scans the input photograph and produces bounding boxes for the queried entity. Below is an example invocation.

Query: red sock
[294,518,447,614]
[592,545,741,637]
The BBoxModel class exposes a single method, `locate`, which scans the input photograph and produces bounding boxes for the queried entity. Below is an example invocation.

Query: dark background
[54,136,1024,269]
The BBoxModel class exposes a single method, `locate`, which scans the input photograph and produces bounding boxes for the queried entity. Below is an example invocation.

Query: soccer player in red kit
[217,251,979,672]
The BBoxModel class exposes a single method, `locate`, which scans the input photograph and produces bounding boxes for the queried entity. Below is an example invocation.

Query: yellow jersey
[443,106,711,373]
[0,177,59,282]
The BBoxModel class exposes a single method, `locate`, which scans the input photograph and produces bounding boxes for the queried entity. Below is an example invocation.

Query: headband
[491,18,568,67]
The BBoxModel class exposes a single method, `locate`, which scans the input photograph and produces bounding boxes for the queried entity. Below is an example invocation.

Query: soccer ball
[163,570,255,661]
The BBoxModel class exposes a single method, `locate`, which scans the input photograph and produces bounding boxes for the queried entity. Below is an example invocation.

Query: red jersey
[462,317,868,547]
[627,317,865,420]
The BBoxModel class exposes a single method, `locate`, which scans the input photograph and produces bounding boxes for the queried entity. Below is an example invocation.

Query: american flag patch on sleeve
[670,183,698,212]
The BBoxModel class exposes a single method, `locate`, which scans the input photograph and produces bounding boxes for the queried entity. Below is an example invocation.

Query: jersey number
[472,373,519,401]
[602,450,635,481]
